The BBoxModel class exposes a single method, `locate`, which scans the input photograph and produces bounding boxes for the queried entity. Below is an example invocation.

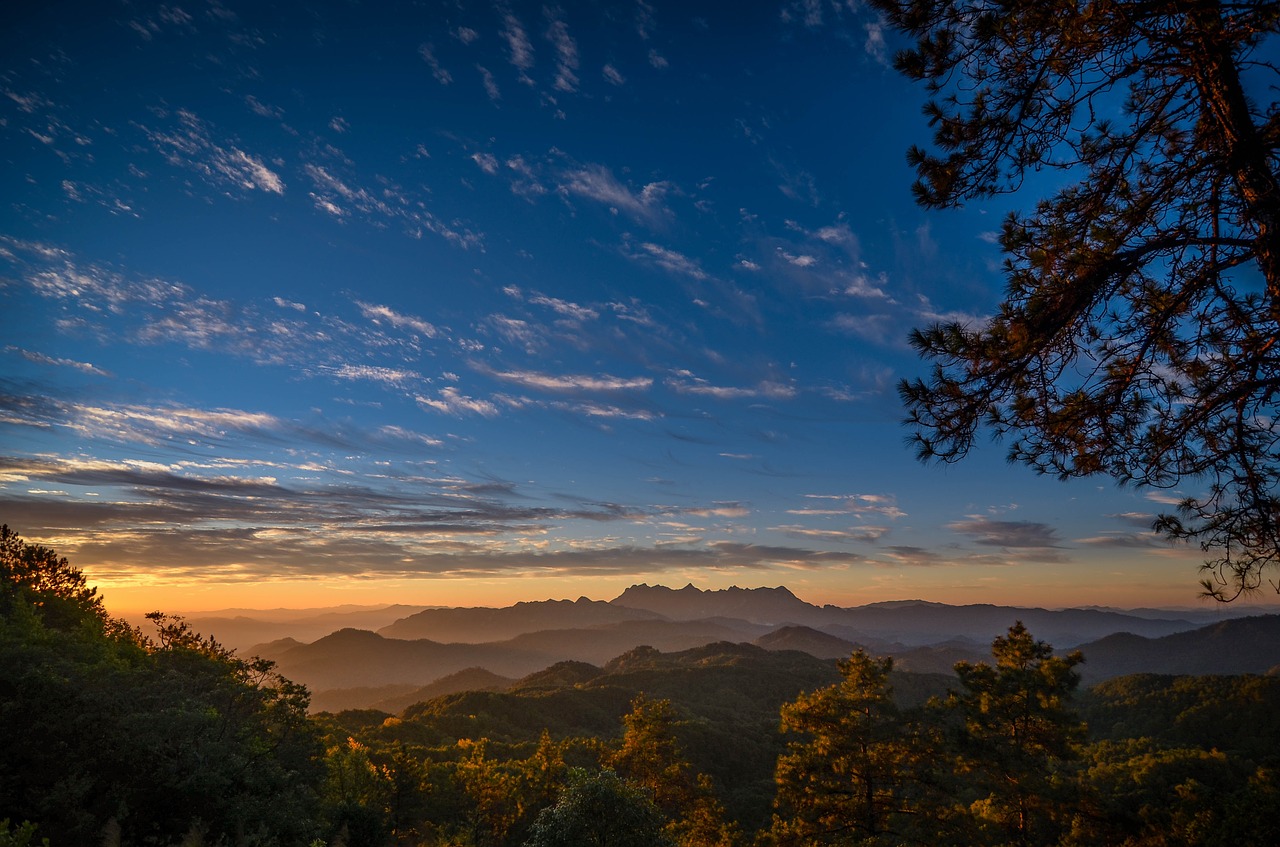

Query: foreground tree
[611,696,738,847]
[771,651,931,846]
[873,0,1280,598]
[945,623,1086,846]
[0,525,324,845]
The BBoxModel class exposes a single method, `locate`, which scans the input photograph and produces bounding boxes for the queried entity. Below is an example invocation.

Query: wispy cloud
[471,152,500,174]
[788,494,906,520]
[477,65,501,101]
[416,387,500,417]
[667,371,796,401]
[419,43,453,84]
[5,346,110,376]
[325,364,423,387]
[544,10,579,93]
[500,9,535,83]
[143,109,284,195]
[632,242,706,279]
[305,163,483,249]
[561,164,671,223]
[774,525,889,544]
[489,368,653,393]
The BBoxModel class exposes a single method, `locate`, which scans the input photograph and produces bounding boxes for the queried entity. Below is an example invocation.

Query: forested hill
[1074,614,1280,681]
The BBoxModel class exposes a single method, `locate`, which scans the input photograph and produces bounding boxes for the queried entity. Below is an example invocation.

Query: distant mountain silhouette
[270,619,766,703]
[823,601,1196,647]
[610,583,813,624]
[233,584,1266,711]
[378,597,661,642]
[265,628,556,691]
[1074,614,1280,681]
[608,584,1198,646]
[172,605,430,651]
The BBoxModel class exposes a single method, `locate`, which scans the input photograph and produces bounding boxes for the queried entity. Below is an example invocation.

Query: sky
[3,0,1274,615]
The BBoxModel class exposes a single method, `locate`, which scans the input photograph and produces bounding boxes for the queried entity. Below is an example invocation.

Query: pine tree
[771,651,931,846]
[945,623,1086,846]
[872,0,1280,599]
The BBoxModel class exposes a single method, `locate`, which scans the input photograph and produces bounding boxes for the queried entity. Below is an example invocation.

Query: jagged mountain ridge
[362,585,1200,650]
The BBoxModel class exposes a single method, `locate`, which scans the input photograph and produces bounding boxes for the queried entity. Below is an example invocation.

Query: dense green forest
[3,526,1278,846]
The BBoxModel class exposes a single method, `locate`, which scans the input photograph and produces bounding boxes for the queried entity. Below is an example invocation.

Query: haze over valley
[144,583,1280,712]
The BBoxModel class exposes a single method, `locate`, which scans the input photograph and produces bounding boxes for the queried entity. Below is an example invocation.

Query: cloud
[947,517,1063,548]
[501,9,535,82]
[144,109,284,195]
[830,312,895,344]
[544,10,579,93]
[419,43,453,84]
[488,369,653,392]
[528,293,598,321]
[477,65,501,101]
[787,494,906,520]
[1074,532,1165,549]
[878,546,949,566]
[666,372,796,401]
[6,346,110,376]
[325,364,423,387]
[416,387,499,416]
[244,95,283,119]
[561,164,671,223]
[273,297,307,312]
[602,64,625,85]
[633,243,706,279]
[0,393,281,447]
[774,525,889,544]
[304,163,483,249]
[864,20,888,65]
[778,249,817,267]
[471,152,500,174]
[487,315,544,352]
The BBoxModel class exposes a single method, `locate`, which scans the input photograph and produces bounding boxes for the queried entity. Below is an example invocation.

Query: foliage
[523,769,674,847]
[944,622,1086,846]
[771,651,931,846]
[1079,672,1280,759]
[0,526,325,845]
[0,820,48,847]
[873,0,1280,598]
[610,697,738,847]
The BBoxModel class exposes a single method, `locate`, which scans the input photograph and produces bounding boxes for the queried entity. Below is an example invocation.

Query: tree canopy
[872,0,1280,598]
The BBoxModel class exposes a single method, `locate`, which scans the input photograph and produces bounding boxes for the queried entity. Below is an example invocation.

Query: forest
[3,525,1279,847]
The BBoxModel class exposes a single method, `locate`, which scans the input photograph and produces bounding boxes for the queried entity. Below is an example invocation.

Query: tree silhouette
[873,0,1280,599]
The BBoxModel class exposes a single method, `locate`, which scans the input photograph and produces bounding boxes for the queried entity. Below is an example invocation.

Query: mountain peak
[611,583,815,625]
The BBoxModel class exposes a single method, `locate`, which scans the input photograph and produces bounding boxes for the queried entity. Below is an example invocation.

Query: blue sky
[2,0,1259,612]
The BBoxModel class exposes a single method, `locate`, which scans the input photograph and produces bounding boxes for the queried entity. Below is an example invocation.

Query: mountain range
[220,584,1280,711]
